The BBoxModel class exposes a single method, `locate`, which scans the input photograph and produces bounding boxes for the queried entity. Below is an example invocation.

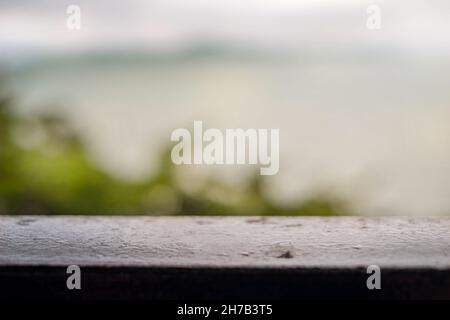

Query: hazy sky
[1,0,450,64]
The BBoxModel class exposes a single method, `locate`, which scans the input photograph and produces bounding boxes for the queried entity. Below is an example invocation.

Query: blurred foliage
[0,90,348,216]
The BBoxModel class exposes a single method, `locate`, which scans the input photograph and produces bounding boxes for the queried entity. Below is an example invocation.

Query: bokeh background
[1,0,450,215]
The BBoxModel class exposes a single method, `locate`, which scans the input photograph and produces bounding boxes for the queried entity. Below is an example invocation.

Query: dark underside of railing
[1,216,449,300]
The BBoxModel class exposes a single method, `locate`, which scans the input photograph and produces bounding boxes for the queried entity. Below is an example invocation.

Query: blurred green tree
[0,89,347,216]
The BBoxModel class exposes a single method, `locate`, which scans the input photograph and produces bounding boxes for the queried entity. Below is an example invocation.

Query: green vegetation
[0,92,347,216]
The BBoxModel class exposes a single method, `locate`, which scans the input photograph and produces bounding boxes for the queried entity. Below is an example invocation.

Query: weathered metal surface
[0,216,449,299]
[1,216,449,268]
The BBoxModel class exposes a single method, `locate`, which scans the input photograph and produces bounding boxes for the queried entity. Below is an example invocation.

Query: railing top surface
[1,216,449,269]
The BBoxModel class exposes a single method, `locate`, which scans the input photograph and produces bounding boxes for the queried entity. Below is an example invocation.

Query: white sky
[1,0,450,61]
